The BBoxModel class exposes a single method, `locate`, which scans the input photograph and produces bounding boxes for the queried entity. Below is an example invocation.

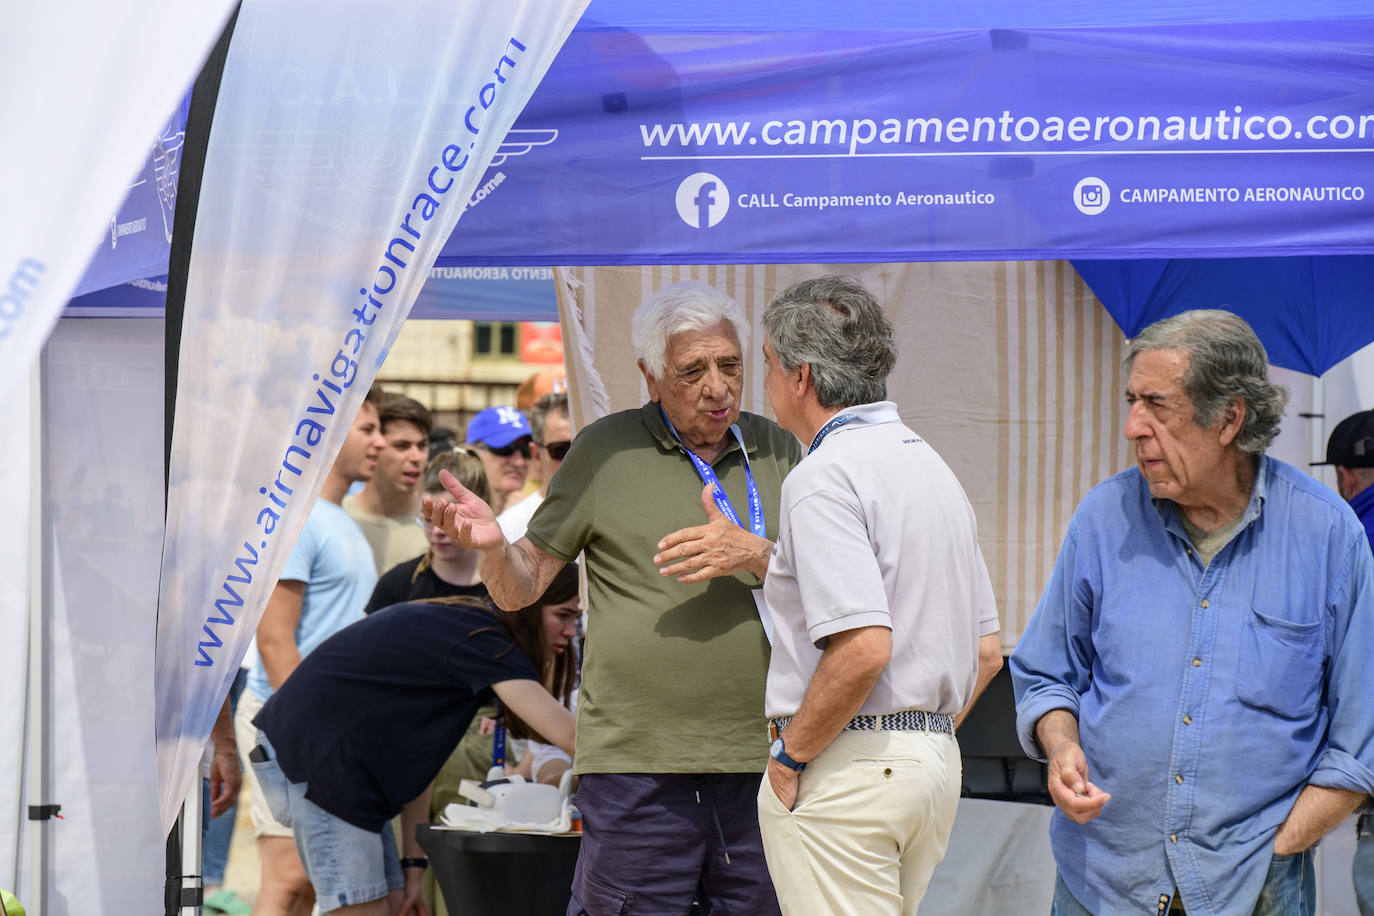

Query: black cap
[1313,410,1374,467]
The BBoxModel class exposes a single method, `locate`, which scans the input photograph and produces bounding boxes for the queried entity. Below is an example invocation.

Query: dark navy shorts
[567,773,782,916]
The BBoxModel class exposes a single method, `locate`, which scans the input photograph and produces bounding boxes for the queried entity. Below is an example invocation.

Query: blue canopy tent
[72,0,1374,369]
[425,0,1374,374]
[29,4,1374,913]
[63,269,559,321]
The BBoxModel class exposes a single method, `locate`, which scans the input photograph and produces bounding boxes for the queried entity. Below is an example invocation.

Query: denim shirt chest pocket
[1235,606,1327,719]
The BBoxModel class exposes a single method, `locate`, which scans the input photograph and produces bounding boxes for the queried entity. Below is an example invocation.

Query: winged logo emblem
[488,128,559,166]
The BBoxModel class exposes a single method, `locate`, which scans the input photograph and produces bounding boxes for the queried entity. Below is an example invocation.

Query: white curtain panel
[0,363,32,898]
[155,0,589,834]
[0,1,236,404]
[14,319,167,915]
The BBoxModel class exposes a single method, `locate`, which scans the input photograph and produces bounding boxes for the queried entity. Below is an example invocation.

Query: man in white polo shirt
[757,275,1003,916]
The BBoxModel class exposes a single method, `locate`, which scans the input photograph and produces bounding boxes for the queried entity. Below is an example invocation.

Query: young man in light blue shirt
[235,386,386,916]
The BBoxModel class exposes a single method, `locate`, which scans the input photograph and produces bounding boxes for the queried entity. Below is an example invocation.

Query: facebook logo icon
[676,172,730,228]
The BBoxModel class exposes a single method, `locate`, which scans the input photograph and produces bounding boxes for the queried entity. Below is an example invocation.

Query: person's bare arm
[424,469,563,610]
[399,785,432,859]
[1273,786,1367,855]
[477,538,565,612]
[1035,708,1111,823]
[207,696,241,817]
[954,633,1004,729]
[396,787,432,916]
[767,626,891,810]
[492,679,576,757]
[257,580,306,689]
[507,753,534,779]
[534,757,572,787]
[654,484,774,583]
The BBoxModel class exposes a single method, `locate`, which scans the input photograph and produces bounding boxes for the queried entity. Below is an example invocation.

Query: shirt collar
[641,400,751,458]
[823,401,902,436]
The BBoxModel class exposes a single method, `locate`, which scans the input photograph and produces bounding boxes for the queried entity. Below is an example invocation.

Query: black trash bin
[418,824,580,916]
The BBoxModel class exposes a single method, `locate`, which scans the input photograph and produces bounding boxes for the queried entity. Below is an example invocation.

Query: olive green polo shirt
[525,401,802,774]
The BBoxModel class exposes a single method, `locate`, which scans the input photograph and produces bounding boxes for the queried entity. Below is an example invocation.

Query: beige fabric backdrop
[554,262,1128,648]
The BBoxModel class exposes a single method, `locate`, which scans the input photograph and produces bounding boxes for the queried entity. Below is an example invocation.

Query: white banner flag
[154,0,588,833]
[0,2,236,405]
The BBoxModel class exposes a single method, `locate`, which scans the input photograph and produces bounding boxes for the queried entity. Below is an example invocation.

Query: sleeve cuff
[522,529,577,564]
[808,610,892,648]
[1308,747,1374,798]
[1014,686,1082,762]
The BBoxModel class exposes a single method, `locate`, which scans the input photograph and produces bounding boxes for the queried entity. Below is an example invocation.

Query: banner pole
[25,352,52,916]
[161,9,240,911]
[178,777,203,915]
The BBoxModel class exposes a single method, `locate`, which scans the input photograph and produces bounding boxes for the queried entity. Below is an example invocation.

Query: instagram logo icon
[1073,177,1110,215]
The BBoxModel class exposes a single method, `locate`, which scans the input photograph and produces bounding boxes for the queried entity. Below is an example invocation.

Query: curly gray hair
[630,281,746,380]
[762,275,896,408]
[1123,309,1289,456]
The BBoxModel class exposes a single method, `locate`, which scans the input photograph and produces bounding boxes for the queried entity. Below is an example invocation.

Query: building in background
[377,318,565,432]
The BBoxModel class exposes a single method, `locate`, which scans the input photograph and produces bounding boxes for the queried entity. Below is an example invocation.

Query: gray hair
[1123,309,1289,456]
[631,281,747,380]
[762,275,897,409]
[530,392,569,443]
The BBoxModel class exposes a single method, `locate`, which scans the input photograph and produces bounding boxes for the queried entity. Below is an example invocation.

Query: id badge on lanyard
[660,406,774,644]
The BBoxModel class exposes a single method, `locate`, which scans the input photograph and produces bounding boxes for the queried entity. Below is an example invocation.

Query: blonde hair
[421,447,490,502]
[414,448,490,581]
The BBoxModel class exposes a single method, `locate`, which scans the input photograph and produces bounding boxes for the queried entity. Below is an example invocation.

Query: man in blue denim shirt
[1313,408,1374,916]
[1012,310,1374,916]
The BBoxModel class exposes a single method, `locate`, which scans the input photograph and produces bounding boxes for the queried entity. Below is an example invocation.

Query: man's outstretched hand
[422,468,505,551]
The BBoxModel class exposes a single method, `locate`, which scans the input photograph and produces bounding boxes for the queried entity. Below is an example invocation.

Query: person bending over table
[250,570,580,916]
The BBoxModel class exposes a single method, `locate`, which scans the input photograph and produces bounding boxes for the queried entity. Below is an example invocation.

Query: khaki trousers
[757,728,961,916]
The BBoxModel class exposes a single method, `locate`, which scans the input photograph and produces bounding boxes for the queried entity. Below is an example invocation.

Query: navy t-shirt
[363,556,488,615]
[254,601,540,831]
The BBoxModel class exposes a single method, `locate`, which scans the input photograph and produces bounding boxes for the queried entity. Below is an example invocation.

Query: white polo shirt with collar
[761,401,999,720]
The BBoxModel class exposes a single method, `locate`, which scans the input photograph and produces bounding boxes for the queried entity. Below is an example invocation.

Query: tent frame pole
[1309,376,1326,467]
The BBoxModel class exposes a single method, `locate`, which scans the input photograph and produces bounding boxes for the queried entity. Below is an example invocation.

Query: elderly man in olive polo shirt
[427,280,800,914]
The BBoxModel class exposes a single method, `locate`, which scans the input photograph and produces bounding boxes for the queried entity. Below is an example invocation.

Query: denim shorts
[250,732,404,911]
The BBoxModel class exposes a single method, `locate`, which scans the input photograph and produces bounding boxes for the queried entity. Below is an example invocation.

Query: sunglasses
[484,438,531,459]
[538,440,572,461]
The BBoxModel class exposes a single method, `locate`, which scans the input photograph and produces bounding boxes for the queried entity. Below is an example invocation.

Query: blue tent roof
[73,1,1374,372]
[576,0,1374,31]
[1074,257,1374,375]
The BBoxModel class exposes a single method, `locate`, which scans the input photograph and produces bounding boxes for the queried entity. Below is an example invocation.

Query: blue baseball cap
[465,406,533,448]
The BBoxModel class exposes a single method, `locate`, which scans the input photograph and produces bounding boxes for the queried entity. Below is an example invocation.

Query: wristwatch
[769,736,806,772]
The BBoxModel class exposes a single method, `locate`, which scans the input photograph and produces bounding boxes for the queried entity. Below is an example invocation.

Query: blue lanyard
[659,405,766,539]
[809,413,856,454]
[491,713,507,769]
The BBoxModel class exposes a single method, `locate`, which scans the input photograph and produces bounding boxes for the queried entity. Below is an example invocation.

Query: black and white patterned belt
[768,709,954,742]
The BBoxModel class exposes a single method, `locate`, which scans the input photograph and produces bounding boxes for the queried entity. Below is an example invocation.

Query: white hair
[630,281,747,380]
